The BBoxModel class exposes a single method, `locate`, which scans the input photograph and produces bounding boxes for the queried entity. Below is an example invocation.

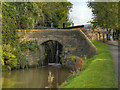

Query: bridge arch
[37,37,64,46]
[39,40,63,65]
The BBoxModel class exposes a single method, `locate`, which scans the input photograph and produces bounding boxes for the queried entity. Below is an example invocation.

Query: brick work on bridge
[17,29,97,59]
[81,30,107,41]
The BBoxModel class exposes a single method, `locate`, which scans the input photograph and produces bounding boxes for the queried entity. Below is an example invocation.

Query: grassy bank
[60,40,117,88]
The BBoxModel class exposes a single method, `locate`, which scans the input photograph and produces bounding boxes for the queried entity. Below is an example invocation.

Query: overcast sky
[68,0,93,26]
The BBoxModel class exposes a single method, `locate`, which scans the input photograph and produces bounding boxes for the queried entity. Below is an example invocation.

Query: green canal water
[2,66,71,88]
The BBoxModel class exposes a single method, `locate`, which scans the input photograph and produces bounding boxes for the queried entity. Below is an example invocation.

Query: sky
[68,0,93,26]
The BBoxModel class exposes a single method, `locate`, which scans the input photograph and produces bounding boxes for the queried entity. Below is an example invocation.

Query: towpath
[107,41,119,89]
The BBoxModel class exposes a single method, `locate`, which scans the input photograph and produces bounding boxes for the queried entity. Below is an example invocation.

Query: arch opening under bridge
[41,40,63,65]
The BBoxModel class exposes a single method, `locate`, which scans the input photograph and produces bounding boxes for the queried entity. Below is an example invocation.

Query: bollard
[63,23,65,28]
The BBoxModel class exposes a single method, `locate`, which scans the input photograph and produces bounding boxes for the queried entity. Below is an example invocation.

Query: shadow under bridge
[40,40,63,66]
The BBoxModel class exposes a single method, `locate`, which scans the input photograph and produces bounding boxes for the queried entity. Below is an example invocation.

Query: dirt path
[107,41,119,88]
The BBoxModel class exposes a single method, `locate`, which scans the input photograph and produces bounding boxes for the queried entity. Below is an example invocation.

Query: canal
[2,65,71,88]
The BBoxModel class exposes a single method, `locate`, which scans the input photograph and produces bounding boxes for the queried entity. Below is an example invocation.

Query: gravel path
[107,41,119,88]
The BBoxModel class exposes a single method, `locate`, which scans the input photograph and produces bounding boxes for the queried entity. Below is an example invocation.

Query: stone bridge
[17,29,97,60]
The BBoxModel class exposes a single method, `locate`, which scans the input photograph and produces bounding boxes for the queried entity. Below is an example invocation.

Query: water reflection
[2,66,70,88]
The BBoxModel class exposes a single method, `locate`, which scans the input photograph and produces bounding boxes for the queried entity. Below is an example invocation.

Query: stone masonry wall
[17,29,97,59]
[82,30,107,41]
[17,29,98,67]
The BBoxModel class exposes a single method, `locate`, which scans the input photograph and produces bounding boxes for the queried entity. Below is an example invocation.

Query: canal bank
[60,41,117,88]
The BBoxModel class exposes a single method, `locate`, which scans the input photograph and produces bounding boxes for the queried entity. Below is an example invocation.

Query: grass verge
[60,40,117,88]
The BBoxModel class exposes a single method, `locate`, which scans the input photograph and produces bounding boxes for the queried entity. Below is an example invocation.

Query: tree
[88,2,118,30]
[36,2,72,28]
[2,2,73,71]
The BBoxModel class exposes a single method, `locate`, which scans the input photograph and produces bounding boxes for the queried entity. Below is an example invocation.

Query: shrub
[2,44,17,71]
